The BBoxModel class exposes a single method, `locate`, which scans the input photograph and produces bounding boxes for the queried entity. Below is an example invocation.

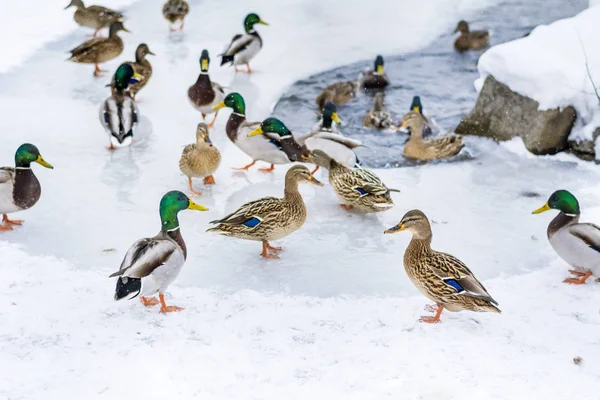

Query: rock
[455,75,576,155]
[567,127,600,161]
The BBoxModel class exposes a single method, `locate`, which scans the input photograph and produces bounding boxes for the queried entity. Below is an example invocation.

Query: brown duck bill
[307,175,324,186]
[384,223,404,234]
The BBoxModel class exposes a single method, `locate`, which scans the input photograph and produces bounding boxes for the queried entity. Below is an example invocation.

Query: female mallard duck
[220,13,268,73]
[207,165,322,259]
[401,111,463,160]
[0,144,53,231]
[309,150,398,213]
[109,191,207,313]
[68,20,129,77]
[315,81,359,111]
[359,55,390,89]
[532,190,600,284]
[188,50,225,127]
[213,95,309,172]
[111,43,154,100]
[454,20,490,52]
[363,92,394,129]
[385,209,500,323]
[65,0,124,37]
[162,0,189,31]
[100,64,143,149]
[179,123,221,195]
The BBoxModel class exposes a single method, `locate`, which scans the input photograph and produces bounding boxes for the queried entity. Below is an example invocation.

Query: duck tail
[114,276,142,301]
[220,55,234,66]
[206,226,230,236]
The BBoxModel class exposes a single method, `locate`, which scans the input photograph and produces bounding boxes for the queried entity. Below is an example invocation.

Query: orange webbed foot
[203,175,216,185]
[3,215,23,225]
[158,294,184,313]
[419,304,443,323]
[0,225,14,231]
[232,161,256,171]
[568,269,587,277]
[339,204,353,211]
[419,316,442,324]
[140,296,159,307]
[259,164,275,173]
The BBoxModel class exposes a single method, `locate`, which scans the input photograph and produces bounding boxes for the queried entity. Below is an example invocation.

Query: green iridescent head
[15,143,53,169]
[114,63,143,91]
[248,118,292,138]
[322,102,342,129]
[159,190,208,231]
[374,55,384,75]
[200,49,210,72]
[244,13,268,33]
[410,96,423,114]
[532,190,580,216]
[213,92,246,115]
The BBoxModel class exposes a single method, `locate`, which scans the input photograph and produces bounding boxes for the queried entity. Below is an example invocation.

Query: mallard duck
[363,92,394,129]
[384,209,500,323]
[179,123,221,195]
[109,191,207,313]
[207,165,322,259]
[213,95,309,172]
[532,190,600,284]
[111,43,154,100]
[311,102,342,134]
[188,50,225,127]
[162,0,189,31]
[315,81,359,111]
[100,64,143,149]
[359,55,390,89]
[0,144,53,231]
[309,150,398,213]
[68,20,128,77]
[220,13,268,73]
[454,20,490,52]
[65,0,124,37]
[408,95,433,137]
[401,111,463,160]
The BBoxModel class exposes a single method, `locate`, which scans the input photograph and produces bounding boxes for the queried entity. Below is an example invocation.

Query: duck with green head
[111,43,155,100]
[110,190,207,312]
[359,55,390,89]
[533,190,600,284]
[0,144,53,231]
[220,13,268,73]
[406,95,433,136]
[188,50,225,127]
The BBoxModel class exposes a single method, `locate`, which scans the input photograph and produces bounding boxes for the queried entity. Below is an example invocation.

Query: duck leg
[179,20,185,31]
[203,175,216,185]
[207,111,219,128]
[265,242,283,252]
[159,293,184,313]
[260,241,280,259]
[93,64,106,77]
[339,204,353,211]
[246,63,253,73]
[3,214,23,226]
[564,270,592,285]
[311,166,320,174]
[419,304,443,323]
[232,160,256,171]
[258,164,275,173]
[187,177,203,196]
[140,296,159,306]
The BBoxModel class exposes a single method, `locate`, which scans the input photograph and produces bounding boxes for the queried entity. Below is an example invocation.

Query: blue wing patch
[354,187,368,197]
[444,278,464,292]
[269,139,283,149]
[242,217,262,228]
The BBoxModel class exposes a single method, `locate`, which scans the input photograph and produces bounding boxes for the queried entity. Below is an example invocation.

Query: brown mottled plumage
[179,123,221,195]
[65,0,124,37]
[454,20,490,52]
[363,92,395,129]
[68,21,128,76]
[315,81,359,111]
[115,44,154,99]
[402,111,463,160]
[162,0,189,31]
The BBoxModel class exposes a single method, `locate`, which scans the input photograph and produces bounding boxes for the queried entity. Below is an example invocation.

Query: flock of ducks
[2,4,591,323]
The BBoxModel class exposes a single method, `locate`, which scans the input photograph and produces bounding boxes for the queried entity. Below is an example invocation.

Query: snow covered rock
[455,75,576,154]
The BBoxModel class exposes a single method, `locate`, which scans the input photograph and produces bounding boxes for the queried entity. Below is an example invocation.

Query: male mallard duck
[315,81,359,111]
[68,20,129,77]
[363,92,394,129]
[401,111,463,160]
[109,191,207,313]
[454,20,490,52]
[359,55,390,89]
[311,102,342,134]
[188,50,225,127]
[0,144,53,231]
[532,190,600,284]
[220,13,268,73]
[213,95,309,172]
[162,0,189,31]
[65,0,124,37]
[385,209,500,323]
[111,43,154,100]
[100,64,143,149]
[207,165,322,259]
[179,123,221,195]
[408,95,433,137]
[309,150,398,213]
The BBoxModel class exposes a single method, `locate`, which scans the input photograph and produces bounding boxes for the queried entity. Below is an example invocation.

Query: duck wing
[311,132,362,149]
[69,37,110,58]
[87,6,124,22]
[221,33,254,57]
[569,223,600,253]
[345,169,394,196]
[210,197,282,227]
[0,167,15,184]
[109,237,177,278]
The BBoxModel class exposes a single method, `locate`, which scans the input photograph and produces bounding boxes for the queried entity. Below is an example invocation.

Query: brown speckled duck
[188,50,225,127]
[401,111,463,160]
[111,43,155,100]
[179,123,221,196]
[162,0,189,31]
[454,20,490,52]
[65,0,124,37]
[359,55,390,89]
[315,81,359,111]
[363,92,395,129]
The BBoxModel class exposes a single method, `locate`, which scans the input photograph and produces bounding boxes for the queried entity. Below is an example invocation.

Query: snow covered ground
[1,0,600,398]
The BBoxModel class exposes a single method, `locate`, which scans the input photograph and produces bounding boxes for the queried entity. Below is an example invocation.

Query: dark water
[272,0,588,168]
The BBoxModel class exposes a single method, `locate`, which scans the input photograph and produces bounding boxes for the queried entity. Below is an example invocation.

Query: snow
[2,0,600,398]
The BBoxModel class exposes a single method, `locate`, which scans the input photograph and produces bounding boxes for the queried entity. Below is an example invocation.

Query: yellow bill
[384,224,404,234]
[376,65,384,75]
[201,59,209,70]
[331,112,342,124]
[532,203,551,214]
[36,155,54,169]
[212,101,226,111]
[413,106,420,112]
[188,200,208,211]
[248,126,264,137]
[259,19,269,25]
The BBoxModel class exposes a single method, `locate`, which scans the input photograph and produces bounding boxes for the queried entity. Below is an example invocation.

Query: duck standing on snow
[454,20,490,52]
[315,81,359,111]
[110,43,155,100]
[0,144,53,231]
[162,0,189,31]
[532,190,600,284]
[179,123,221,195]
[68,20,129,77]
[100,64,143,149]
[65,0,124,37]
[359,55,390,89]
[188,50,225,127]
[207,165,323,259]
[309,150,398,213]
[401,111,463,160]
[385,209,501,323]
[110,191,207,313]
[220,13,268,73]
[363,92,394,129]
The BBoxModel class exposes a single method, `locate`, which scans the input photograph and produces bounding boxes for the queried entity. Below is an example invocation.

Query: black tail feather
[220,55,234,66]
[114,276,142,301]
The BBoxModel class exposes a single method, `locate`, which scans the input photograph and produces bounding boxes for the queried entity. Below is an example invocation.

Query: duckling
[532,190,600,284]
[68,20,129,77]
[188,50,225,127]
[0,144,53,231]
[359,55,390,89]
[401,111,463,160]
[207,165,323,259]
[179,123,221,196]
[454,20,490,52]
[162,0,189,31]
[65,0,124,37]
[220,13,268,73]
[363,92,395,129]
[309,150,398,213]
[110,191,207,313]
[385,210,500,323]
[315,81,359,111]
[111,43,155,100]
